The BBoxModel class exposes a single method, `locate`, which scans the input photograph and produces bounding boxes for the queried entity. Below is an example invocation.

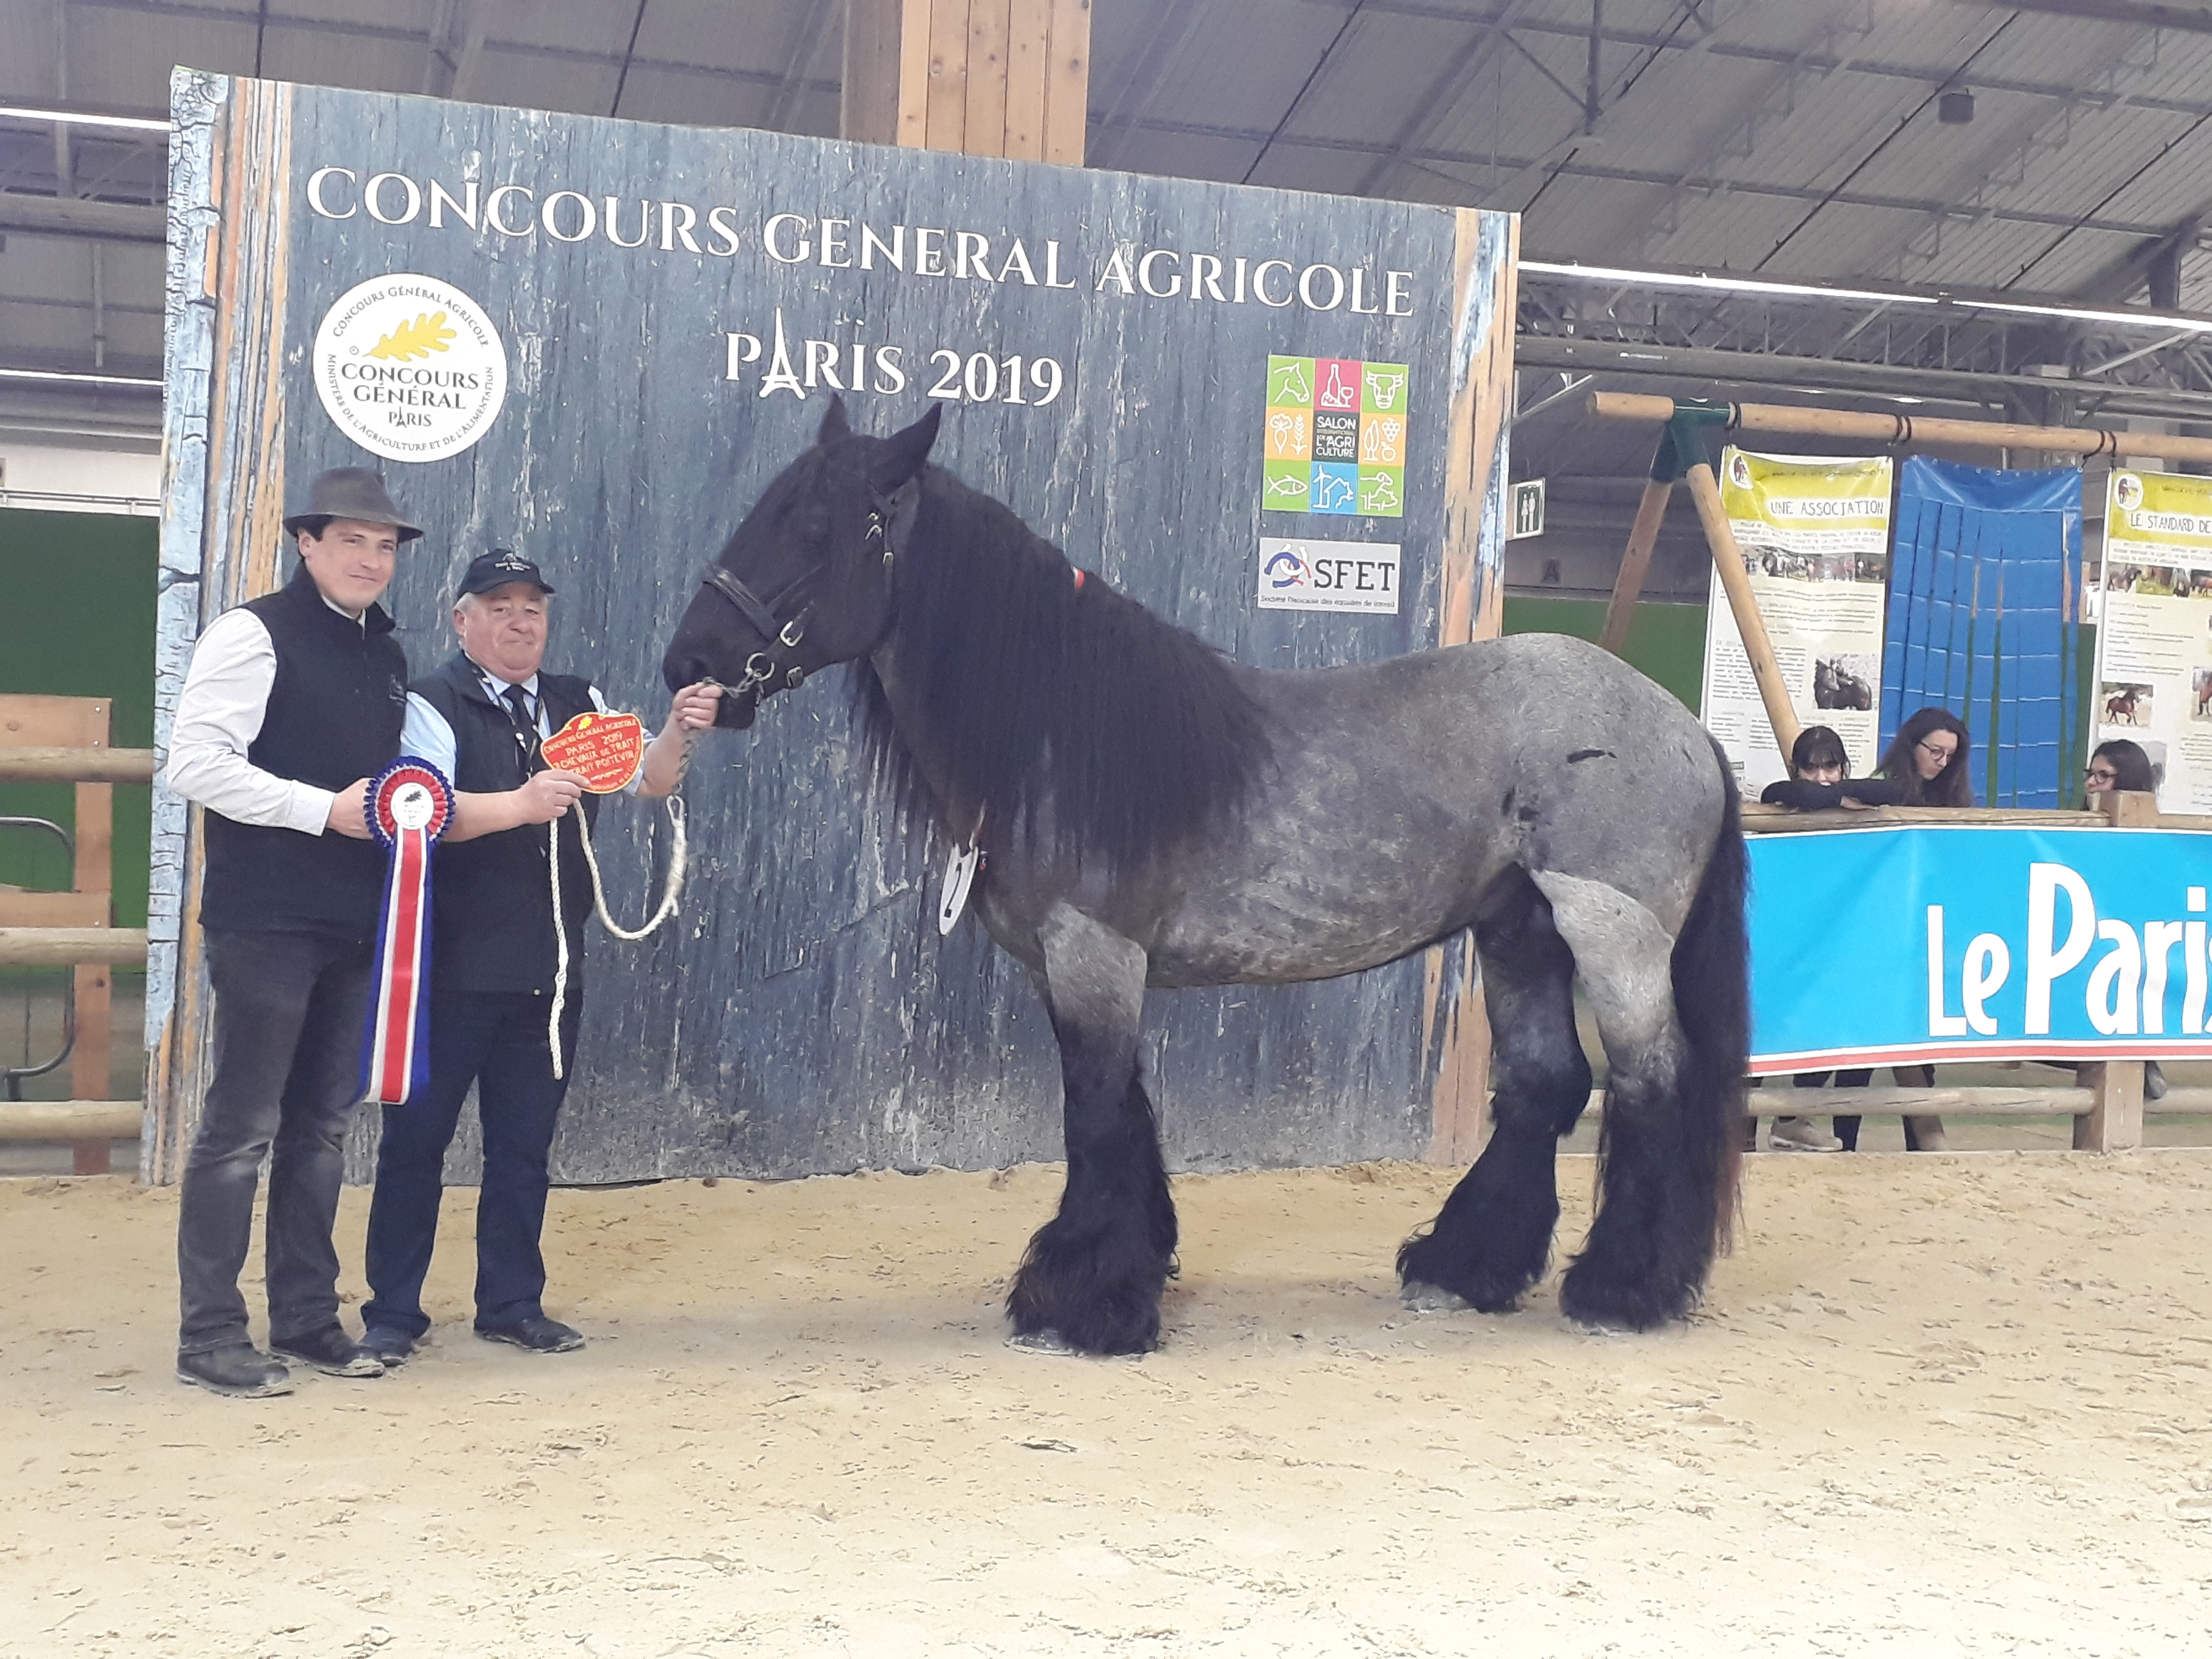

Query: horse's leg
[1005,901,1175,1356]
[1533,869,1740,1330]
[1398,870,1589,1311]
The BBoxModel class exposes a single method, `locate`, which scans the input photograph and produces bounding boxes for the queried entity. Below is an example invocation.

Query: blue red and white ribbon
[358,758,454,1106]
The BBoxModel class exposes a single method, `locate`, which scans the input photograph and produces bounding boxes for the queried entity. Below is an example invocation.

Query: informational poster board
[150,72,1519,1183]
[2091,469,2212,812]
[1699,450,1893,793]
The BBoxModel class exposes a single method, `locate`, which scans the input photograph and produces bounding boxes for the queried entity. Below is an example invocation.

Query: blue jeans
[362,989,576,1336]
[178,929,372,1356]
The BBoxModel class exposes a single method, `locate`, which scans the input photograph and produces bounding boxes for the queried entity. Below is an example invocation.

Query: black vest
[199,565,409,940]
[414,653,601,994]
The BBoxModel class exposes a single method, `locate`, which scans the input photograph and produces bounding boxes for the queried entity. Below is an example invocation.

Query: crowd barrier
[0,697,152,1173]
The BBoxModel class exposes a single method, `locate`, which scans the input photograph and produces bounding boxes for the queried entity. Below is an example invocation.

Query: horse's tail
[1669,737,1750,1259]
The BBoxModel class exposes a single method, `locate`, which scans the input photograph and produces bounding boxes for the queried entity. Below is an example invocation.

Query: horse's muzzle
[715,684,760,730]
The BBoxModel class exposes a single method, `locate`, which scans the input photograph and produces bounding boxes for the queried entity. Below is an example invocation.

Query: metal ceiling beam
[1134,115,2186,240]
[1515,333,2212,418]
[1355,0,1535,198]
[421,0,494,100]
[0,192,164,244]
[1963,0,2212,36]
[764,0,837,132]
[1089,0,1210,168]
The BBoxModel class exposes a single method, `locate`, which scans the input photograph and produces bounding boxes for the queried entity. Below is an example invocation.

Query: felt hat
[281,467,423,542]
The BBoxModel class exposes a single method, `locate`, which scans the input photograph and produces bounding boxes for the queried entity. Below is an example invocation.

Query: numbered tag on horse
[938,841,981,936]
[542,710,647,793]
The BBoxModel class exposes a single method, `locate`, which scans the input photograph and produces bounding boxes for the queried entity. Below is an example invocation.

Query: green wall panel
[0,508,157,929]
[1501,596,1706,714]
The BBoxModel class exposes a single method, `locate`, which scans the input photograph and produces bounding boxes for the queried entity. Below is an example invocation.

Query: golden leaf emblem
[367,311,456,361]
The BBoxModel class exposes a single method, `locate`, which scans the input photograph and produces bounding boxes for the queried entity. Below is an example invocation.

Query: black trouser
[177,929,372,1357]
[362,988,577,1337]
[1797,1066,1932,1150]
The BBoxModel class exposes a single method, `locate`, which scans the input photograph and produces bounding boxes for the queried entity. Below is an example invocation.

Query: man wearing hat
[358,550,719,1365]
[165,467,422,1397]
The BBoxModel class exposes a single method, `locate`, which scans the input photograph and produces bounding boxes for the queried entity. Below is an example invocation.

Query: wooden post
[1685,461,1802,765]
[2076,787,2158,1151]
[1597,477,1672,655]
[0,694,122,1176]
[842,0,1090,163]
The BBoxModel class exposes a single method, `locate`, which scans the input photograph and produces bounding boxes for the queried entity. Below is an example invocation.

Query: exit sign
[1509,477,1546,540]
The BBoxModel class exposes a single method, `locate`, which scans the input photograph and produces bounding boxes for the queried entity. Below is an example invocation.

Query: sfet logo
[1256,537,1401,615]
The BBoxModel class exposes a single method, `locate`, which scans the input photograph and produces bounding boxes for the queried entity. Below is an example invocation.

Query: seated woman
[2083,737,2157,801]
[1759,727,1860,1153]
[2081,738,2168,1100]
[1763,709,1975,1152]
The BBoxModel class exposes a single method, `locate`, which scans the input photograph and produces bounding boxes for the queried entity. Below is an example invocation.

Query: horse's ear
[817,394,853,447]
[871,403,942,487]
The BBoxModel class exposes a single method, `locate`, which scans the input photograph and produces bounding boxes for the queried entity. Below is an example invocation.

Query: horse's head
[662,398,941,728]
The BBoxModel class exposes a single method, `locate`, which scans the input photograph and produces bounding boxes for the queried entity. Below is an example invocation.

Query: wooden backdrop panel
[153,76,1517,1184]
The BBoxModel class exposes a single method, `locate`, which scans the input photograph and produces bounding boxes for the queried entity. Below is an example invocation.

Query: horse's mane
[852,466,1271,875]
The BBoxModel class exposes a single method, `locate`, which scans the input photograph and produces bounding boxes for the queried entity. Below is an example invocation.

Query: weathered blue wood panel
[153,78,1516,1183]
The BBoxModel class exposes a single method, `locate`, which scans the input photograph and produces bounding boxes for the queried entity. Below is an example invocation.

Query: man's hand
[666,681,723,733]
[327,778,373,839]
[514,768,591,824]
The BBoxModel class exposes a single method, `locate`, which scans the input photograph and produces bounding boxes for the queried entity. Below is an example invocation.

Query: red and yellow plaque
[541,710,647,793]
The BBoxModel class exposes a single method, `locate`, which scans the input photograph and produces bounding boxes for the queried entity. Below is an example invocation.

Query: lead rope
[545,704,713,1079]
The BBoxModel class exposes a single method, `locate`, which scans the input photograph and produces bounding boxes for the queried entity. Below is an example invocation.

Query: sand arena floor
[5,1153,2212,1657]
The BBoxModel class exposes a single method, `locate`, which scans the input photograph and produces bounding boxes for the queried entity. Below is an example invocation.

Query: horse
[662,400,1749,1356]
[2105,686,2147,727]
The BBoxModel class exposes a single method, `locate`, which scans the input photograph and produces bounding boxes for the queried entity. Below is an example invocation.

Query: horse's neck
[867,630,985,840]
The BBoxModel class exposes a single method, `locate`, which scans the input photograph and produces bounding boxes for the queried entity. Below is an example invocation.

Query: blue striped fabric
[1882,457,2083,806]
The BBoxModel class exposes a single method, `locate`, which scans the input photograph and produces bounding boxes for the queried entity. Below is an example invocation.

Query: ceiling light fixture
[1521,260,2212,335]
[0,103,170,133]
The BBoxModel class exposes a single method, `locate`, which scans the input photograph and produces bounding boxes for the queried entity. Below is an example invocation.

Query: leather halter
[697,474,918,702]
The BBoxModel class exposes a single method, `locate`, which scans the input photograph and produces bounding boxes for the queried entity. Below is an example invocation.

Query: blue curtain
[1883,457,2085,807]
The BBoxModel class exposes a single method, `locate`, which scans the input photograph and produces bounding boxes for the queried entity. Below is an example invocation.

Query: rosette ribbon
[358,758,456,1105]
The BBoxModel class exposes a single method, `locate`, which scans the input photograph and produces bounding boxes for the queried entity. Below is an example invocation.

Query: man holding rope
[358,549,719,1365]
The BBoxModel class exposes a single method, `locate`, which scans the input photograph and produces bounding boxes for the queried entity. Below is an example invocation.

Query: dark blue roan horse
[664,400,1748,1355]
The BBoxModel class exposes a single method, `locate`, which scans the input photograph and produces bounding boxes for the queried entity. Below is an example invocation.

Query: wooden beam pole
[1597,477,1672,655]
[1589,391,2212,467]
[842,0,1089,163]
[1685,460,1802,766]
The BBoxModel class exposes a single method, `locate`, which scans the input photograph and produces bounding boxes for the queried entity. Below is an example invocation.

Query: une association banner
[2093,469,2212,812]
[1748,825,2212,1071]
[1700,449,1893,794]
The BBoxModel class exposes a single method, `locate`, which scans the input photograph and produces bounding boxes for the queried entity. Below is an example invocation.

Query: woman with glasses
[2082,738,2157,801]
[2072,738,2168,1100]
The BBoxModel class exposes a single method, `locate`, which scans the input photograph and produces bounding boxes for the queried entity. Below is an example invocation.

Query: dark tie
[500,684,541,772]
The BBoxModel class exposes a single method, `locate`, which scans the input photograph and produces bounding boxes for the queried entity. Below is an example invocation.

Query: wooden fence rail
[0,748,158,784]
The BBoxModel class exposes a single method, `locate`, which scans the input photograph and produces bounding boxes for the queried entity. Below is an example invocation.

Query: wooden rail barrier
[1732,789,2194,1152]
[1,696,142,1172]
[0,748,158,784]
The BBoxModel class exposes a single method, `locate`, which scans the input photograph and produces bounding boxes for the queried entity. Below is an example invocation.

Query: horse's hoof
[1400,1281,1473,1313]
[1005,1331,1082,1357]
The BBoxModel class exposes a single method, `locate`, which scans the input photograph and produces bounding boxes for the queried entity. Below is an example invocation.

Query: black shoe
[270,1324,386,1378]
[2146,1060,2169,1101]
[476,1316,584,1354]
[176,1343,294,1399]
[358,1325,418,1369]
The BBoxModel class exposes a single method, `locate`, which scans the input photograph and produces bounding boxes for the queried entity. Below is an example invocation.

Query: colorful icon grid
[1261,355,1408,518]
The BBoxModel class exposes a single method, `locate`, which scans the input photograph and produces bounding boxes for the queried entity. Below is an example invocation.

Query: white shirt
[165,606,360,833]
[402,664,640,794]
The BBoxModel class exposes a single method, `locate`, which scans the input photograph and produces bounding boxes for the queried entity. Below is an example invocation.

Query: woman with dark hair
[2083,738,2157,801]
[1761,727,1860,1153]
[1761,707,1974,1152]
[1876,706,1975,808]
[2074,737,2169,1100]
